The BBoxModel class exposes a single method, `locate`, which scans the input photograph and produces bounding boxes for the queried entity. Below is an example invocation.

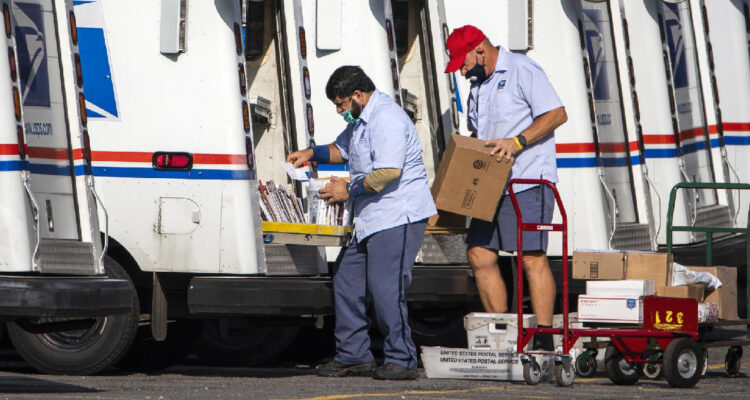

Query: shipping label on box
[572,251,626,280]
[577,295,643,323]
[625,252,673,288]
[431,134,513,222]
[586,280,655,297]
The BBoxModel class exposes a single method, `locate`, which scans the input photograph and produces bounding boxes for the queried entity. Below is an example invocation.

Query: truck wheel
[604,344,640,385]
[116,319,205,372]
[193,318,299,366]
[409,310,467,348]
[7,256,138,375]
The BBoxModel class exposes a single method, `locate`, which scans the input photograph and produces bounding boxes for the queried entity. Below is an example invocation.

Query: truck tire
[193,318,299,366]
[7,256,139,375]
[116,319,205,372]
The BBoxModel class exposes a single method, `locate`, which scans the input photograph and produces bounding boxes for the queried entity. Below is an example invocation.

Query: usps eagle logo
[497,79,506,90]
[14,2,50,108]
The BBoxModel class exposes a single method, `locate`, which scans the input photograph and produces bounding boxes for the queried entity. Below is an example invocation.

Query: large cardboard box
[572,251,626,280]
[586,280,655,297]
[625,252,673,288]
[655,285,704,301]
[577,295,643,324]
[431,134,513,222]
[688,266,738,320]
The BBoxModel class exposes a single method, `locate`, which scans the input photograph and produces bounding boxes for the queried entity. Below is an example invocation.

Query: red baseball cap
[444,25,486,73]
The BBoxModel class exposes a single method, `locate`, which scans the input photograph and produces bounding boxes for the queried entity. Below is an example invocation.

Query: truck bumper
[187,266,478,316]
[0,275,132,318]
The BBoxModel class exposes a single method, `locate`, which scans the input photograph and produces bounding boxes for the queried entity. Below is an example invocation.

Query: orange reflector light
[3,4,10,38]
[238,63,246,96]
[303,67,311,99]
[306,104,314,135]
[69,11,77,45]
[390,58,399,90]
[74,53,82,87]
[7,46,15,82]
[234,23,242,56]
[78,92,87,126]
[242,101,250,133]
[12,86,20,121]
[16,125,25,159]
[386,19,394,51]
[299,27,307,59]
[82,130,91,164]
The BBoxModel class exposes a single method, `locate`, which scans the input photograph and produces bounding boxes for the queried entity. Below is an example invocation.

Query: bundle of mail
[258,162,350,226]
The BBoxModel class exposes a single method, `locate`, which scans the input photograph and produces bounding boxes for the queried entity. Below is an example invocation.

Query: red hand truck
[508,179,702,388]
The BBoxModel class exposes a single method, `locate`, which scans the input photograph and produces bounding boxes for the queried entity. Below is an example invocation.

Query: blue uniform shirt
[334,89,437,240]
[468,46,564,193]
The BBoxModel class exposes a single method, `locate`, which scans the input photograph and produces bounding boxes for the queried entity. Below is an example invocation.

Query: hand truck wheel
[575,351,597,378]
[523,359,542,385]
[604,344,640,385]
[663,338,703,388]
[555,362,575,386]
[725,346,742,377]
[642,362,662,379]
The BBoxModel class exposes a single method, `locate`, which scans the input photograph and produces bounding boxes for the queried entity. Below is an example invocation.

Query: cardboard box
[572,251,626,280]
[431,134,513,221]
[464,313,536,351]
[577,295,643,324]
[427,210,467,232]
[688,266,738,320]
[656,284,704,301]
[586,280,655,297]
[625,252,673,288]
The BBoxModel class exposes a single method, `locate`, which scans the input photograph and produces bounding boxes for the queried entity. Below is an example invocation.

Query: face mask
[340,109,357,124]
[465,54,487,83]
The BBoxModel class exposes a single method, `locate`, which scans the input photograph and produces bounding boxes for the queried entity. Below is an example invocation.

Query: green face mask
[340,109,356,124]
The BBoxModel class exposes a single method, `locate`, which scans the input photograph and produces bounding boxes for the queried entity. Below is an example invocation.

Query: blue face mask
[465,54,487,83]
[340,109,357,124]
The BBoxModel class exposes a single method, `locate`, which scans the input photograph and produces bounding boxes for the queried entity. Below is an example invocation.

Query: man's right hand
[286,148,314,168]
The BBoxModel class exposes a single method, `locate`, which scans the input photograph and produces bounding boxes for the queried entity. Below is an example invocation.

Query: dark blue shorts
[466,185,554,252]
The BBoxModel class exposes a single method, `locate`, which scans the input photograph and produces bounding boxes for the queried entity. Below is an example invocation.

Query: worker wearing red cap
[445,25,567,350]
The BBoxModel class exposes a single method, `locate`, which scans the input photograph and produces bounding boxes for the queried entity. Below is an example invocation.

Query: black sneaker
[372,363,418,380]
[315,359,375,377]
[532,332,555,351]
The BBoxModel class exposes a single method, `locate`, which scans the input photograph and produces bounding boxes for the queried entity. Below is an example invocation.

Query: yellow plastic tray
[262,221,352,246]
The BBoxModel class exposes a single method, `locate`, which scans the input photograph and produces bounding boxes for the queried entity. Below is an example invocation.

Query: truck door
[14,0,97,274]
[657,0,732,231]
[579,0,650,248]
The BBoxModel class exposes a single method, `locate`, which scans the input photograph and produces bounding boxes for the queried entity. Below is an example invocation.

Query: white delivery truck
[0,0,132,375]
[42,0,481,373]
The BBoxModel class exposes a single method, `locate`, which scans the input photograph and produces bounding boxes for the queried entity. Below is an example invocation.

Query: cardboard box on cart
[431,134,513,222]
[687,266,738,320]
[572,251,672,286]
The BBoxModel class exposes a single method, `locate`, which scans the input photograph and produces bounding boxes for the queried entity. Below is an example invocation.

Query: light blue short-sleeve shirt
[333,90,437,240]
[468,46,564,193]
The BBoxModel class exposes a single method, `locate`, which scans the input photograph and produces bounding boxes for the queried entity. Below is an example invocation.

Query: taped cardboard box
[431,134,513,222]
[625,252,673,288]
[655,284,704,301]
[688,266,738,320]
[572,251,626,280]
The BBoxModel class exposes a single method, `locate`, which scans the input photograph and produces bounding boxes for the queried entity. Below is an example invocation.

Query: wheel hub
[677,350,697,378]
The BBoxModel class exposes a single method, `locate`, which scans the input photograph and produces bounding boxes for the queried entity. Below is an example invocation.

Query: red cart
[508,179,703,388]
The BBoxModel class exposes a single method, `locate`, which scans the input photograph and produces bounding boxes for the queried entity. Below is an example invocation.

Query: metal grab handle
[508,178,570,355]
[597,167,617,249]
[642,164,662,250]
[91,184,109,270]
[22,172,41,270]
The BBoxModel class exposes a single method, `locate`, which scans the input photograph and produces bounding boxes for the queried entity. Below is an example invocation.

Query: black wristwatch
[516,134,527,148]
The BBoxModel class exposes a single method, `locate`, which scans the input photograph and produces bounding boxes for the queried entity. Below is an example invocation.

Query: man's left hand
[485,138,518,162]
[319,177,350,205]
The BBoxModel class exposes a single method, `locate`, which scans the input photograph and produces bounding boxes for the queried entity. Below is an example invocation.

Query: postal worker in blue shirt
[445,25,568,350]
[287,66,437,380]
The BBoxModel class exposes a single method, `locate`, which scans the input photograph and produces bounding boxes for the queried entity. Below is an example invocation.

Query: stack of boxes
[573,250,737,323]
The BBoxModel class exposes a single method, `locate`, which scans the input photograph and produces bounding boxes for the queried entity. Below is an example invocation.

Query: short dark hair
[325,66,376,100]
